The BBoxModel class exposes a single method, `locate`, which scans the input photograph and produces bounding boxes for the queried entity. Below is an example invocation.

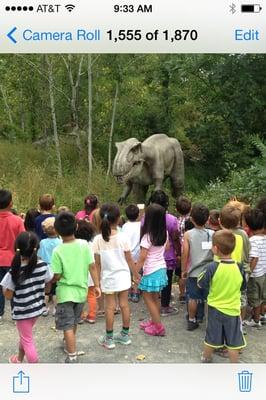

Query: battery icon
[241,4,262,12]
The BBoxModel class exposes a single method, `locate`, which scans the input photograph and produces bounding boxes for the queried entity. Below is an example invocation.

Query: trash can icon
[238,371,253,392]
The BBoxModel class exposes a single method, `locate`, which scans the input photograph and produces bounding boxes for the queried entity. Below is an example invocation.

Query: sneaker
[161,306,179,317]
[201,353,212,363]
[65,355,78,363]
[77,319,84,325]
[86,318,96,324]
[244,319,262,329]
[42,308,49,317]
[131,293,140,303]
[9,355,22,364]
[144,322,166,336]
[260,314,266,324]
[139,320,153,330]
[242,324,247,335]
[187,320,199,331]
[113,332,132,345]
[97,335,116,349]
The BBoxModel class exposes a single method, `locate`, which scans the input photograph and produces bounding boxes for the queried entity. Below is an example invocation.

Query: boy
[198,230,246,363]
[182,203,214,330]
[0,189,25,323]
[219,205,250,329]
[122,204,141,302]
[34,194,56,240]
[51,212,101,363]
[38,217,62,316]
[244,209,266,327]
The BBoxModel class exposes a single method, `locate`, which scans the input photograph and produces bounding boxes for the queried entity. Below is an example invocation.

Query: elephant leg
[170,175,184,198]
[133,184,148,203]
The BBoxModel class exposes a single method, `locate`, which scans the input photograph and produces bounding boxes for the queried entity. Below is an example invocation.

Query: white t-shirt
[249,234,266,277]
[141,234,167,276]
[92,232,131,292]
[121,221,141,262]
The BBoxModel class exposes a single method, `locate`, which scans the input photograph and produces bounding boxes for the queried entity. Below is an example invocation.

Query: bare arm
[135,247,149,274]
[89,260,101,298]
[181,232,190,279]
[52,273,62,282]
[250,257,258,272]
[124,251,140,282]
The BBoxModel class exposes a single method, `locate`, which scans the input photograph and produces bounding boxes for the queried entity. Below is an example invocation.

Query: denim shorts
[186,277,208,302]
[55,302,84,331]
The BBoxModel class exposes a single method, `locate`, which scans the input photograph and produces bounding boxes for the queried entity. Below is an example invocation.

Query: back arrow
[7,27,17,43]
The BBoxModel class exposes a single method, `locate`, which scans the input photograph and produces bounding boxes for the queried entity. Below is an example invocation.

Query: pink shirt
[75,209,96,222]
[141,234,167,276]
[0,211,25,267]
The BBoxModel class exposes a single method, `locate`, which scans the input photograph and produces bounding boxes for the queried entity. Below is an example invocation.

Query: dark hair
[190,203,209,226]
[39,194,55,211]
[220,205,241,229]
[256,197,266,228]
[75,219,96,242]
[125,204,139,222]
[244,208,264,231]
[148,190,169,210]
[141,204,166,246]
[84,194,98,215]
[176,196,191,215]
[54,212,77,236]
[0,189,12,209]
[24,208,41,231]
[100,203,120,242]
[10,231,39,286]
[212,229,236,256]
[209,209,220,227]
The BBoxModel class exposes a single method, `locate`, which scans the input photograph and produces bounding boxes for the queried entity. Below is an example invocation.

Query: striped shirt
[0,261,53,320]
[249,234,266,277]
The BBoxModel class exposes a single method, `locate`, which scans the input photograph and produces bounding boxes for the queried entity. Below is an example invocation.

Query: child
[182,203,214,331]
[122,204,141,302]
[34,194,56,240]
[175,196,193,303]
[24,208,41,231]
[93,203,138,349]
[207,209,221,232]
[148,190,179,316]
[219,204,250,328]
[76,194,99,222]
[75,219,98,324]
[137,203,168,336]
[0,231,53,363]
[51,212,101,363]
[0,189,25,323]
[38,217,62,316]
[244,208,266,328]
[198,230,246,363]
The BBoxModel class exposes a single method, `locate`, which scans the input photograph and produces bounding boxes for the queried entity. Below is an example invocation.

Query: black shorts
[205,306,246,350]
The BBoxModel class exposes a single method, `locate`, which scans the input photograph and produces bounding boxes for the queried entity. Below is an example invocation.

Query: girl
[93,203,138,349]
[76,194,99,222]
[137,203,168,336]
[75,219,98,324]
[0,231,53,363]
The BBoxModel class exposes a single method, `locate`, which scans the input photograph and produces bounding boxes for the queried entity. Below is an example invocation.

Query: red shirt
[0,211,25,267]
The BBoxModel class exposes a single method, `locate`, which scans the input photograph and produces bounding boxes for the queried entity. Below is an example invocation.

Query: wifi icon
[65,4,75,12]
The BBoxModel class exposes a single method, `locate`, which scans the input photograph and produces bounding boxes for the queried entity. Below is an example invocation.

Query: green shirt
[197,260,245,316]
[51,239,94,304]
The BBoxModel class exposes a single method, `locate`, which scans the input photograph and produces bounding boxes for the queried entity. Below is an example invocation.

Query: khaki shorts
[247,275,266,308]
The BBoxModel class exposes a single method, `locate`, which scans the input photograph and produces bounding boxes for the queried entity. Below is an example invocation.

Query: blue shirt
[38,237,62,265]
[34,214,55,240]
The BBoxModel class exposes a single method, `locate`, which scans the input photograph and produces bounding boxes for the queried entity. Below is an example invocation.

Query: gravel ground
[0,285,265,364]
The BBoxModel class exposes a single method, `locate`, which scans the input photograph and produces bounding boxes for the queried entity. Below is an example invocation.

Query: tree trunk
[87,55,93,178]
[46,55,63,178]
[0,83,15,139]
[107,81,119,177]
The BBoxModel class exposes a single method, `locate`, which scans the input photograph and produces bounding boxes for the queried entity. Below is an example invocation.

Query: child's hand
[133,274,141,285]
[94,286,101,298]
[182,271,188,279]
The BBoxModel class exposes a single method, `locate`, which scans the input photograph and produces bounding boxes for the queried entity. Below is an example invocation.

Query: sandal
[9,355,22,364]
[97,311,105,318]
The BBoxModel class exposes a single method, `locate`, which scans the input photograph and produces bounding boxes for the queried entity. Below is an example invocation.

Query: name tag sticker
[202,241,212,250]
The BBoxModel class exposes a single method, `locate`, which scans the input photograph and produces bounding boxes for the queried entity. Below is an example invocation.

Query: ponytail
[101,214,111,242]
[10,232,39,286]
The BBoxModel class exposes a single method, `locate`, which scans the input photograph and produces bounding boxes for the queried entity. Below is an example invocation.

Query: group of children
[0,188,265,364]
